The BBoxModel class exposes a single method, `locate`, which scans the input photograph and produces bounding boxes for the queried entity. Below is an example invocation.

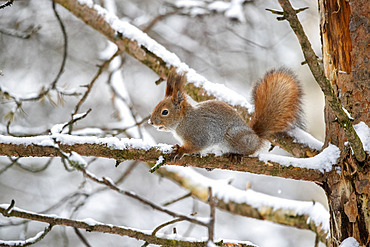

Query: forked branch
[273,0,366,162]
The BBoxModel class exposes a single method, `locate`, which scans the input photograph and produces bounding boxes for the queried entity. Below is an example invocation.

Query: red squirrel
[149,68,303,160]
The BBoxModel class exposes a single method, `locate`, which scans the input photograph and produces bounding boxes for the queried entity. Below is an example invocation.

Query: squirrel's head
[149,69,187,132]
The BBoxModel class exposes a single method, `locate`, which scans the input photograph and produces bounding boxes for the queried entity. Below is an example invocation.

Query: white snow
[225,0,246,22]
[175,0,205,9]
[164,166,330,233]
[0,229,46,246]
[354,121,370,153]
[288,127,324,151]
[339,237,360,247]
[342,107,354,120]
[152,155,165,170]
[208,1,230,12]
[0,134,172,153]
[259,143,340,173]
[69,151,87,167]
[82,217,102,226]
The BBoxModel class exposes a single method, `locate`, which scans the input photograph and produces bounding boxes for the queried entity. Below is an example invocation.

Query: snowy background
[0,0,328,246]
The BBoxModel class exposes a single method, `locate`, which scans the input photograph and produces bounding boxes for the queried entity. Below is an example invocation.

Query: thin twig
[80,169,209,227]
[162,193,192,207]
[73,50,122,116]
[142,11,177,33]
[151,218,184,236]
[0,0,14,9]
[74,227,92,247]
[9,157,53,173]
[207,187,215,243]
[0,26,41,39]
[51,0,68,89]
[64,108,92,134]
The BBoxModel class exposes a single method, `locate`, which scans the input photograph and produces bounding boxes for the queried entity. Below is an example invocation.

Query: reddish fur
[250,68,303,138]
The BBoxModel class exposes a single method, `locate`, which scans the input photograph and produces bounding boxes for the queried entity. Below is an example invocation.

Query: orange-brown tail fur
[250,68,304,138]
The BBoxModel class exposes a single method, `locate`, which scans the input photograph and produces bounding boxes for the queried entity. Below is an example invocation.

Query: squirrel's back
[250,68,304,138]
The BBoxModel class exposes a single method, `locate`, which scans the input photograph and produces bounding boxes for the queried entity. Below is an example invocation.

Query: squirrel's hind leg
[224,127,262,156]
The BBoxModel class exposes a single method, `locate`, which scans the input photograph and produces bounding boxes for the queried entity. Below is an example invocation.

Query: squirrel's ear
[165,77,174,97]
[172,91,185,106]
[165,68,178,97]
[171,71,186,106]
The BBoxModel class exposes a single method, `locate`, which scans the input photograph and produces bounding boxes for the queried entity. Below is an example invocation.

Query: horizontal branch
[0,134,325,182]
[0,203,255,247]
[53,0,321,159]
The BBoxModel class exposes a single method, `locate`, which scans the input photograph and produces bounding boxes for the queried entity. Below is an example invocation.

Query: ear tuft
[165,68,187,105]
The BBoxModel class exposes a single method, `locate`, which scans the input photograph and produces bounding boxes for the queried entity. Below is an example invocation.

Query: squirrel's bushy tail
[250,68,304,138]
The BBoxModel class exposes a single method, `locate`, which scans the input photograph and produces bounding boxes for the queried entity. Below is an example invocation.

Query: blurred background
[0,0,327,246]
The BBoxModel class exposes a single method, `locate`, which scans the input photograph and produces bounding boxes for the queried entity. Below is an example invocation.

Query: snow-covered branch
[0,222,52,247]
[157,166,329,244]
[54,0,322,159]
[0,134,330,182]
[0,203,256,246]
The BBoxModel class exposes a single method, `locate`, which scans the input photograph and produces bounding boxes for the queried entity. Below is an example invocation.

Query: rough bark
[319,0,369,246]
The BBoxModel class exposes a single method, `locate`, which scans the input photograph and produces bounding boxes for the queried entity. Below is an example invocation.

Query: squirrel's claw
[226,153,243,163]
[170,144,184,161]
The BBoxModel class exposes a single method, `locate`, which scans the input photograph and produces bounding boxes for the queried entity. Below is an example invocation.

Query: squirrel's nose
[148,118,153,125]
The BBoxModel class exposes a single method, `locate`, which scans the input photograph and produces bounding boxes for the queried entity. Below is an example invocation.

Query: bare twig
[207,187,215,244]
[0,0,14,9]
[73,50,121,116]
[51,0,68,89]
[162,193,192,207]
[151,218,184,236]
[142,11,177,33]
[0,26,41,39]
[74,227,92,247]
[274,0,366,162]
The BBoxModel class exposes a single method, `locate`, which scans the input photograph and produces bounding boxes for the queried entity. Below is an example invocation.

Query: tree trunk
[319,0,369,246]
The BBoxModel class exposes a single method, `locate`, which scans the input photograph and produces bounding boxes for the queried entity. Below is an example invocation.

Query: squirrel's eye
[161,109,169,116]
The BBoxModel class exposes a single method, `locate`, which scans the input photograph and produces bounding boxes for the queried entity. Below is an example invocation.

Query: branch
[53,0,321,159]
[156,166,329,245]
[0,224,53,247]
[274,0,366,162]
[0,0,14,9]
[0,134,326,182]
[0,203,253,247]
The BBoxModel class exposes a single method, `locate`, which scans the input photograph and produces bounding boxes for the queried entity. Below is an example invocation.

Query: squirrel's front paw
[169,144,184,161]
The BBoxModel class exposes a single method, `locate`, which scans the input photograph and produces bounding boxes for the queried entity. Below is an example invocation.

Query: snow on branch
[54,0,322,158]
[170,0,252,23]
[158,166,329,244]
[0,134,331,182]
[0,223,53,247]
[0,203,256,246]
